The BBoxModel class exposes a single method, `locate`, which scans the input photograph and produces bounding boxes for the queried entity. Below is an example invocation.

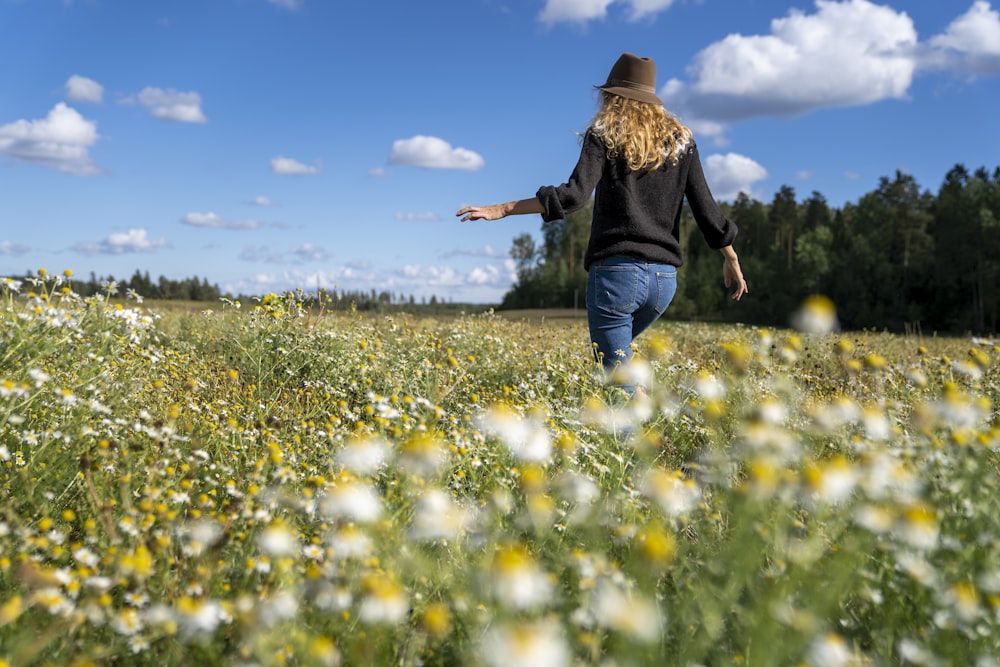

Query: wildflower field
[3,272,1000,667]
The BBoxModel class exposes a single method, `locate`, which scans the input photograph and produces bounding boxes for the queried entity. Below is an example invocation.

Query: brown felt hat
[596,52,663,106]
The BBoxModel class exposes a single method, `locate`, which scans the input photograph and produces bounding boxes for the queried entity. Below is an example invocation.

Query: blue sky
[1,0,998,303]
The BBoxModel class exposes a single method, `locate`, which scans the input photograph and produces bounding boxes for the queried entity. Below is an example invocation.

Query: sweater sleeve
[536,130,606,222]
[684,143,738,249]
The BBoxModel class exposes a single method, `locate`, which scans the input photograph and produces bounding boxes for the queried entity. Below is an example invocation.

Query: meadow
[2,271,1000,666]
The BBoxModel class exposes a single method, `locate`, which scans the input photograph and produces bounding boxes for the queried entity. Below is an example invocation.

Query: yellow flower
[421,602,452,639]
[637,523,676,566]
[722,341,751,374]
[120,545,155,580]
[864,353,888,371]
[835,337,854,354]
[308,636,341,666]
[0,595,23,625]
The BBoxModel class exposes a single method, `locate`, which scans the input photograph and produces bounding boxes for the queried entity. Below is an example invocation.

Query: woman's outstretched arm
[456,198,544,222]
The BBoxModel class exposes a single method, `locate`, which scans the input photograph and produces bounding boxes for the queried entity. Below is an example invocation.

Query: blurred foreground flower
[808,632,861,667]
[478,405,552,462]
[589,579,662,642]
[397,433,450,477]
[359,573,408,625]
[479,619,570,667]
[488,544,554,610]
[336,436,390,475]
[319,479,384,523]
[641,468,701,519]
[894,503,940,551]
[408,489,475,541]
[258,523,298,557]
[791,295,839,334]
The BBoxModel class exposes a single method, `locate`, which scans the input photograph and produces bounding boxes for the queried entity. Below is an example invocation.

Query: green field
[2,275,1000,666]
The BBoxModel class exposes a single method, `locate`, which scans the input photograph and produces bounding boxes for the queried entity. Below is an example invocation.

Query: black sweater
[536,130,738,270]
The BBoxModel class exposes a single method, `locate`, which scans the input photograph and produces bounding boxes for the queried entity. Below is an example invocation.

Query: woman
[457,53,748,394]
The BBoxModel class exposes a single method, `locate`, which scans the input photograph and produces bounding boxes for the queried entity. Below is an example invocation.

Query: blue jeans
[586,256,677,382]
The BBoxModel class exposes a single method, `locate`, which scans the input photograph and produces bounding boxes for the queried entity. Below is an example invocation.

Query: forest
[503,163,1000,334]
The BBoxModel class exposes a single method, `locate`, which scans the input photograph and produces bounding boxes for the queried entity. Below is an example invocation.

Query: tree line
[59,270,225,302]
[502,163,1000,334]
[6,269,472,315]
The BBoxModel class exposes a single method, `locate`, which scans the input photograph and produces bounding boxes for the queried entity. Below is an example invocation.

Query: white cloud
[268,0,302,9]
[73,228,168,255]
[704,153,769,202]
[928,1,1000,73]
[388,136,484,171]
[467,264,502,286]
[223,267,367,296]
[395,264,462,286]
[182,211,224,228]
[289,243,331,263]
[623,0,675,21]
[239,243,331,264]
[0,240,31,256]
[239,246,285,263]
[223,271,287,295]
[659,1,1000,143]
[538,0,673,24]
[680,0,917,122]
[932,1,1000,55]
[539,0,614,24]
[222,260,512,303]
[132,87,207,123]
[0,103,100,175]
[271,156,320,175]
[182,212,263,230]
[250,196,275,206]
[465,262,517,289]
[65,75,103,103]
[439,245,501,259]
[394,211,440,222]
[394,261,515,291]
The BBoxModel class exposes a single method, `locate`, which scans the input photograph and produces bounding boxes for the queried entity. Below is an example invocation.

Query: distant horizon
[5,155,996,305]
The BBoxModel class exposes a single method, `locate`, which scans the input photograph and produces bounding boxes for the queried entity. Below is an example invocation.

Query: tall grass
[2,272,1000,666]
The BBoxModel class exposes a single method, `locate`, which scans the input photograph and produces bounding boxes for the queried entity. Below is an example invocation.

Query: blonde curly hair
[589,92,692,172]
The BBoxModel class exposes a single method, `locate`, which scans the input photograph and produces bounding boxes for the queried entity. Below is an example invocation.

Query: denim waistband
[592,255,675,268]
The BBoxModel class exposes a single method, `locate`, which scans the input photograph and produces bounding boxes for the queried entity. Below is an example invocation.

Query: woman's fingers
[456,206,484,222]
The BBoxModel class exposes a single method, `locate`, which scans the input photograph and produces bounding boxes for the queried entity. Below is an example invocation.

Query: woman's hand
[456,204,508,222]
[723,257,748,300]
[456,198,543,222]
[720,246,748,301]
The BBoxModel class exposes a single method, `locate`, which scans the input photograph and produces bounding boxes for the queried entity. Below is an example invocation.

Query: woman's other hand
[719,246,748,301]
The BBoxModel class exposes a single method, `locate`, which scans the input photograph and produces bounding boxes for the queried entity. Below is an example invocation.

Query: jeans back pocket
[593,265,640,314]
[653,269,677,314]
